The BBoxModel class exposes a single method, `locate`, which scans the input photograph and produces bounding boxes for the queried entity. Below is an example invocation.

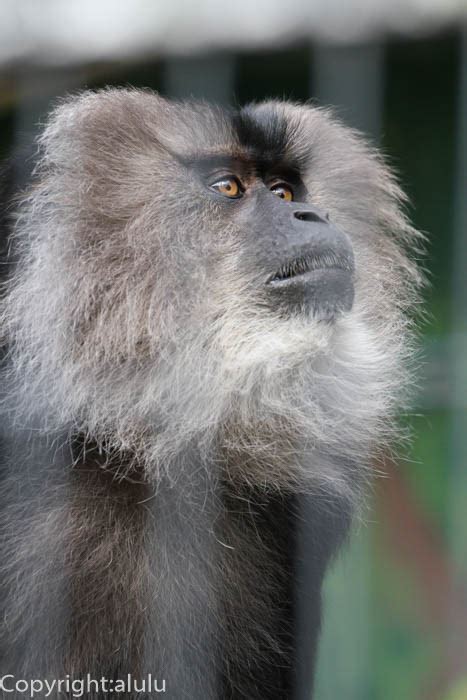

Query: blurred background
[0,2,466,699]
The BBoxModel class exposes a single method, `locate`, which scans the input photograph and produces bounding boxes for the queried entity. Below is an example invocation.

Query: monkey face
[206,174,355,321]
[177,141,355,321]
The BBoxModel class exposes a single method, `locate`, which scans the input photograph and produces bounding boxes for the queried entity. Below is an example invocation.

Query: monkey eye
[210,176,242,199]
[270,183,294,202]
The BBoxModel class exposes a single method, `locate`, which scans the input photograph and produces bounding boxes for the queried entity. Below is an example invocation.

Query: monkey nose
[293,207,329,224]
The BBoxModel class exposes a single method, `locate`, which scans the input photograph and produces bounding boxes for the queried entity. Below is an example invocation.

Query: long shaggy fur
[0,89,423,698]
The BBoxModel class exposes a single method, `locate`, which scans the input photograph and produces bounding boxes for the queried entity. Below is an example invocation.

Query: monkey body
[1,435,349,698]
[0,90,422,698]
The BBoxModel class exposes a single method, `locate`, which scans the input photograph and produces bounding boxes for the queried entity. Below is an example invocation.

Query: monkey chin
[267,267,355,321]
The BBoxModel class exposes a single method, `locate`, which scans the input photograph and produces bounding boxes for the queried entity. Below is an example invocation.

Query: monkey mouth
[267,251,354,285]
[266,250,355,320]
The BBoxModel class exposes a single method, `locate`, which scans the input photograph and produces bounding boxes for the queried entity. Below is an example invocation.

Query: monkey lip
[266,251,354,286]
[265,250,355,319]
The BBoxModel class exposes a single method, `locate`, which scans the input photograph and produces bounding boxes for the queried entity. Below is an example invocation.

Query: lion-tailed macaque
[0,90,422,699]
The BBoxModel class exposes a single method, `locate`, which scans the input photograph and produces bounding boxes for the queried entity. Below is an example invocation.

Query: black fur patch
[233,104,312,177]
[234,106,289,162]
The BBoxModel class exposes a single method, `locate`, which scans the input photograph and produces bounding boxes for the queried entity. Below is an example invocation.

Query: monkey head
[2,89,422,493]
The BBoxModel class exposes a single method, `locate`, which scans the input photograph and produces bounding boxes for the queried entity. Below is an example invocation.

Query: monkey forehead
[80,91,307,166]
[155,100,317,175]
[40,90,331,178]
[178,102,310,161]
[163,100,370,186]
